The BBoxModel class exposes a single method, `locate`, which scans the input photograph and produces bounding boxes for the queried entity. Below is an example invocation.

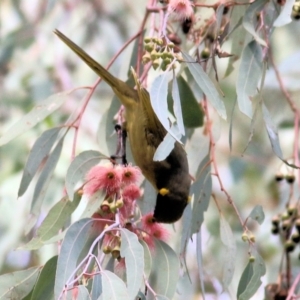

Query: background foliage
[1,0,300,299]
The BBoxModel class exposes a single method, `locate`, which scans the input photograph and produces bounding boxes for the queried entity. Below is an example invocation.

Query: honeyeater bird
[54,29,191,223]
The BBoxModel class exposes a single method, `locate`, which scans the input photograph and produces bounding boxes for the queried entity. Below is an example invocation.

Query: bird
[54,29,191,223]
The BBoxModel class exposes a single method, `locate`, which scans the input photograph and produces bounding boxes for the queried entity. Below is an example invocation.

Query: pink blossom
[168,0,194,20]
[141,213,169,247]
[84,164,122,195]
[122,184,142,202]
[119,165,142,186]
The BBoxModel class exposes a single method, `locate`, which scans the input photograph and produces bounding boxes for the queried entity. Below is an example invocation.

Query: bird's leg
[110,124,128,166]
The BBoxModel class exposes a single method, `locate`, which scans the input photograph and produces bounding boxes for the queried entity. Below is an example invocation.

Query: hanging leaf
[196,231,206,298]
[274,0,294,27]
[25,136,65,234]
[243,0,268,46]
[225,10,248,77]
[18,127,61,197]
[220,215,237,290]
[0,90,72,146]
[120,229,144,300]
[248,205,265,225]
[171,76,185,135]
[237,250,266,300]
[21,192,82,250]
[262,104,283,159]
[65,150,105,199]
[180,201,192,255]
[54,218,99,299]
[149,240,180,299]
[30,256,58,300]
[91,274,102,300]
[236,41,263,118]
[150,72,171,131]
[0,267,41,299]
[191,155,212,235]
[167,75,204,128]
[80,191,105,219]
[182,52,227,120]
[76,285,91,300]
[139,240,152,280]
[101,270,130,300]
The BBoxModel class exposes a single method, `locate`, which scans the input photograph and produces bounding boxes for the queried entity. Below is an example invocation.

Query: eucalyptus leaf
[120,229,144,300]
[18,127,61,197]
[191,155,212,235]
[0,90,72,146]
[54,218,99,299]
[220,215,236,290]
[91,274,102,300]
[65,150,104,199]
[149,240,179,299]
[196,231,206,299]
[182,52,227,119]
[243,0,268,46]
[171,76,185,135]
[262,103,283,159]
[101,270,130,300]
[139,240,152,279]
[25,136,65,234]
[248,205,265,225]
[21,192,82,250]
[274,0,294,27]
[237,250,266,300]
[150,72,171,132]
[0,267,41,299]
[236,41,263,118]
[30,256,57,300]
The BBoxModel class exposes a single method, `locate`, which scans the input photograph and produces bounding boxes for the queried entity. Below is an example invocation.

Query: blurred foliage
[1,0,300,299]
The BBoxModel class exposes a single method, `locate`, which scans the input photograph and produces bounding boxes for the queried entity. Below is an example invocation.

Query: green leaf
[120,229,144,299]
[66,150,104,199]
[191,155,212,235]
[243,0,268,46]
[150,72,172,132]
[30,256,58,300]
[150,240,180,299]
[171,76,185,135]
[0,267,41,299]
[91,274,102,300]
[21,193,82,250]
[248,205,265,225]
[180,201,192,254]
[80,191,105,219]
[54,218,99,299]
[76,285,91,299]
[139,240,152,279]
[220,215,236,290]
[182,52,227,120]
[25,136,65,234]
[262,103,283,159]
[237,251,266,300]
[0,90,72,146]
[274,0,294,27]
[153,124,182,161]
[168,75,204,128]
[236,41,263,118]
[225,10,248,77]
[196,231,206,297]
[18,127,61,197]
[101,270,130,300]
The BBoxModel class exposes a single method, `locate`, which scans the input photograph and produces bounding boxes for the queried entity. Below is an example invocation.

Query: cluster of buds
[143,37,183,71]
[275,171,295,184]
[292,0,300,20]
[84,162,169,260]
[271,205,300,256]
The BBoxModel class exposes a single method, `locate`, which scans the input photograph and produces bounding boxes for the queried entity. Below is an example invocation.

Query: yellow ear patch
[187,196,192,203]
[159,188,169,196]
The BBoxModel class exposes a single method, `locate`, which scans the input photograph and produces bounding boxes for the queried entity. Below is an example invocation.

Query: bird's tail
[54,29,136,108]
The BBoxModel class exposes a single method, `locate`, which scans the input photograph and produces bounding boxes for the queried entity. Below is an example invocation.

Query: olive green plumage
[54,30,191,223]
